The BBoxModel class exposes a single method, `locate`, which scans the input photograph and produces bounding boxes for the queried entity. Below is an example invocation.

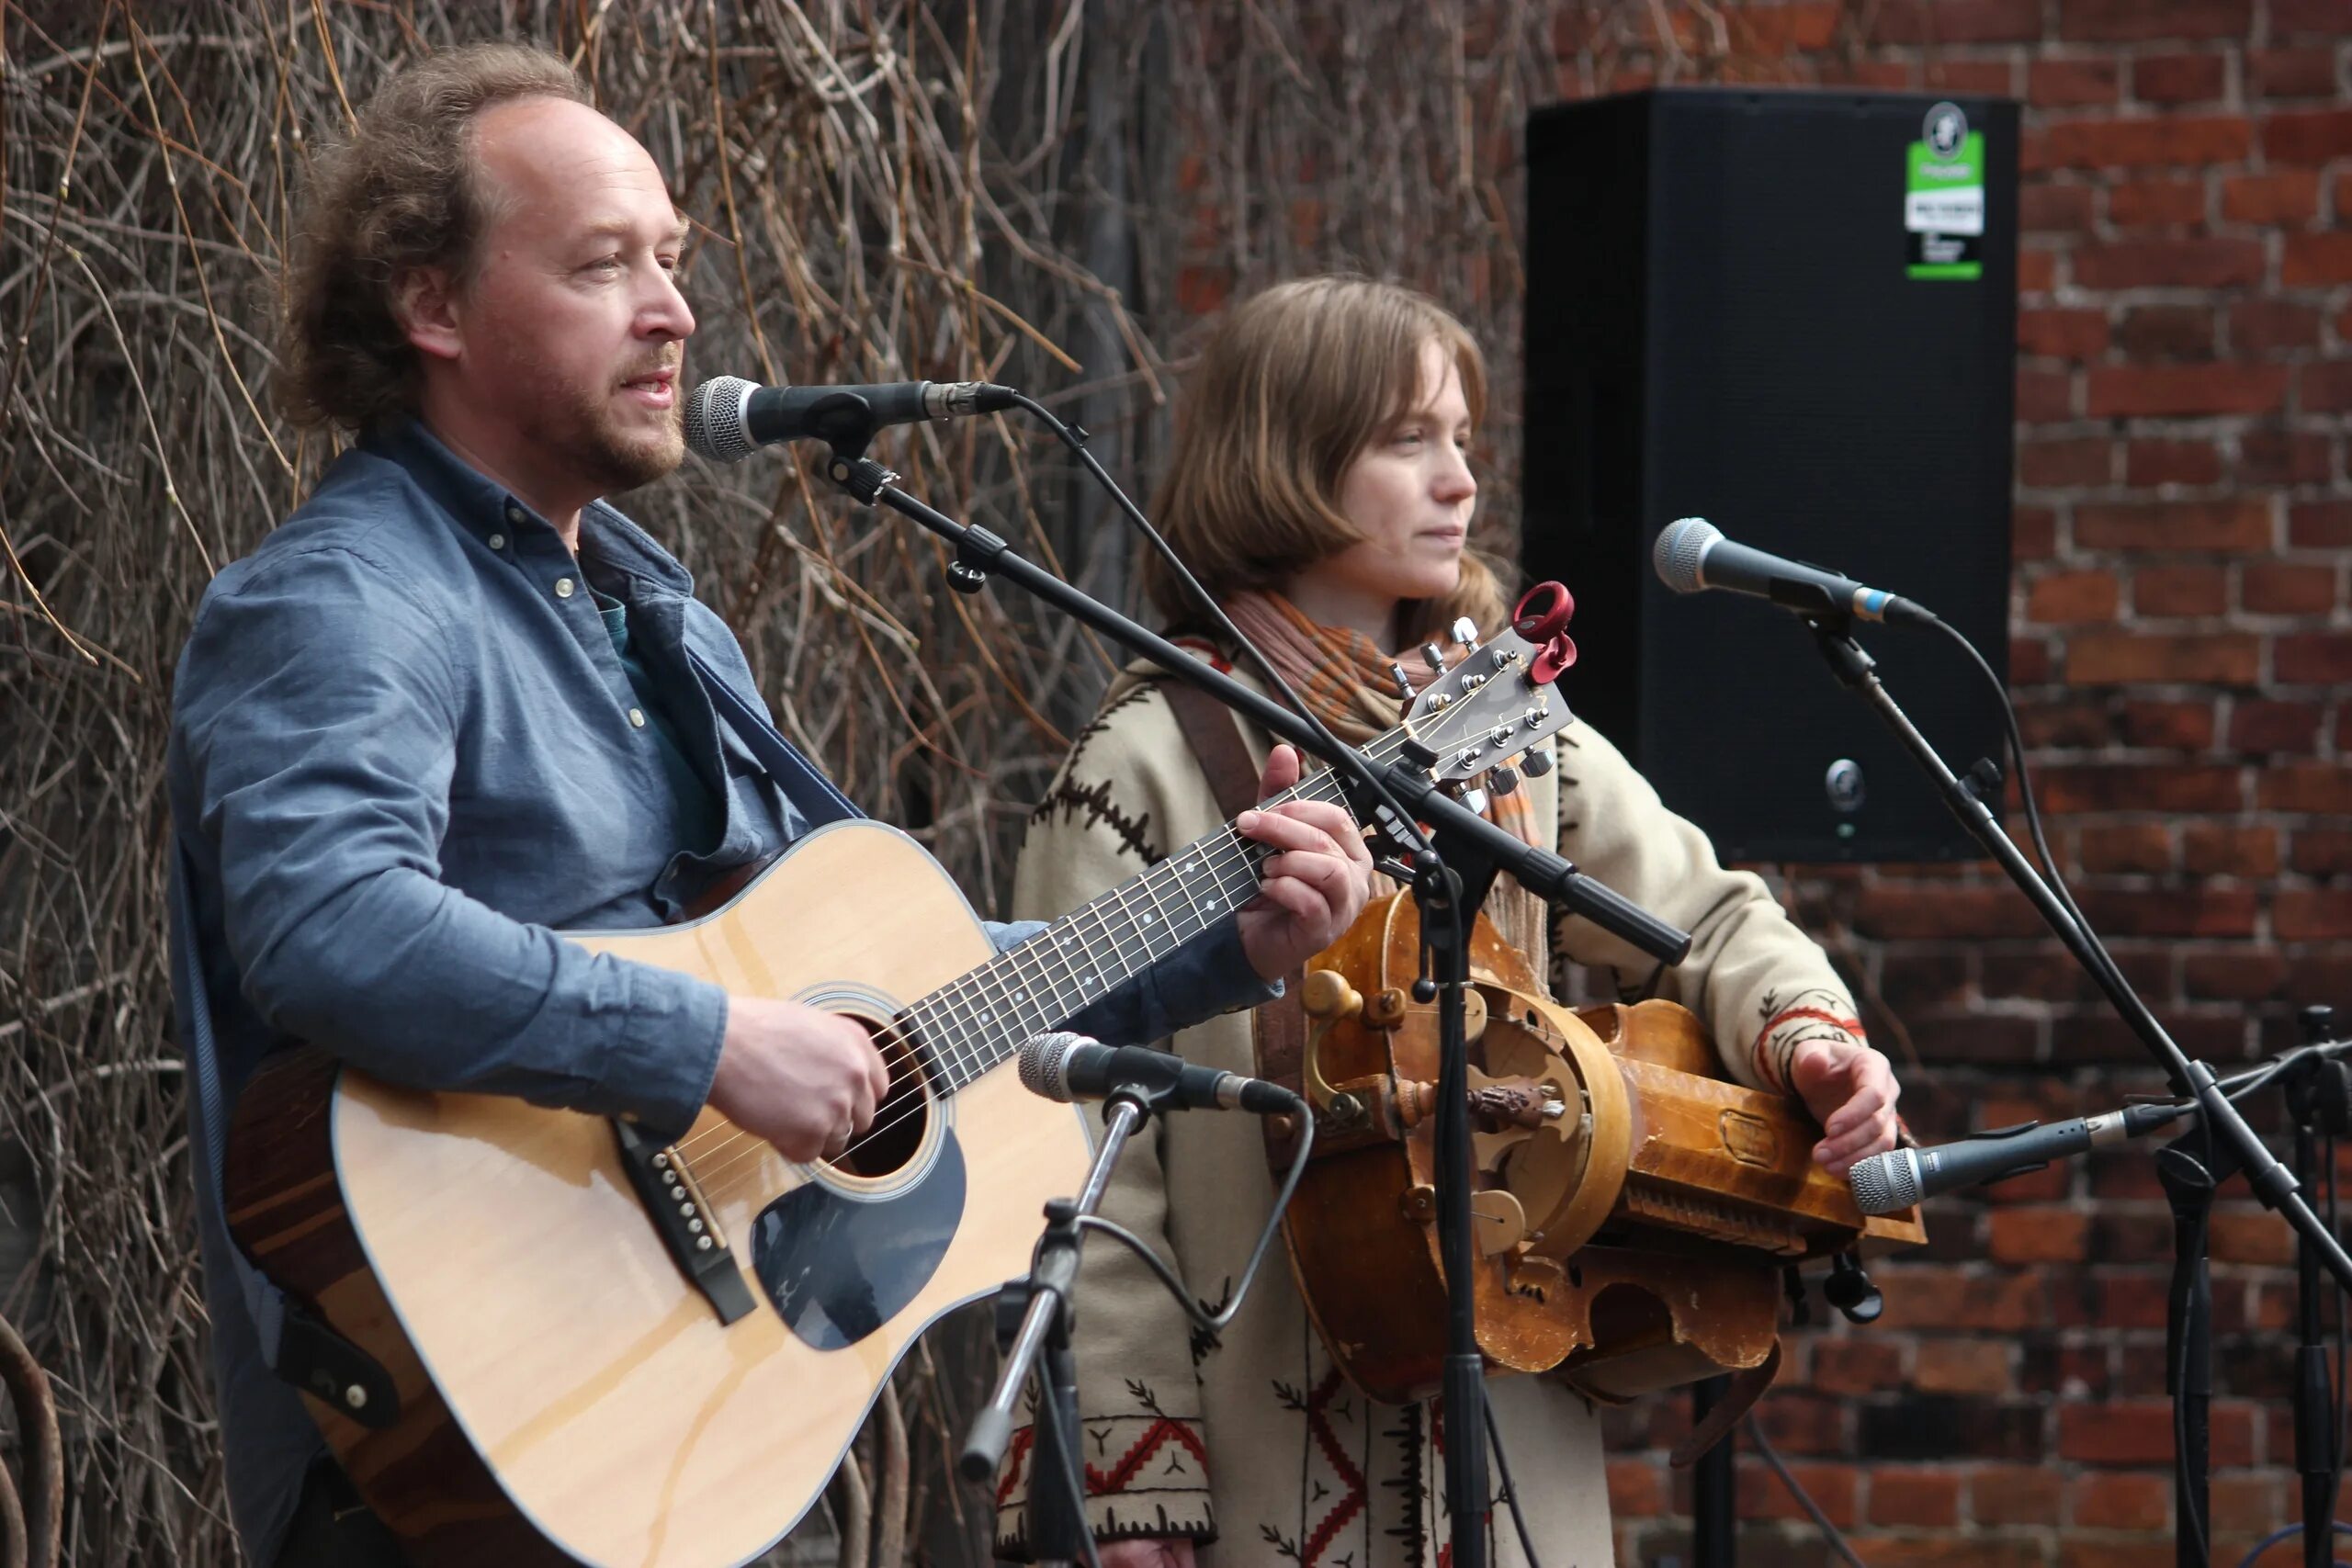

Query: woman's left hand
[1787,1038,1901,1177]
[1233,744,1376,983]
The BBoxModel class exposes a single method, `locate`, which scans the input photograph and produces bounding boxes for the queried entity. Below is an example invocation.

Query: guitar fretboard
[908,728,1412,1093]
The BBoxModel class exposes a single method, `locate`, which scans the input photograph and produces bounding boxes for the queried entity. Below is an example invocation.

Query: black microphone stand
[1800,615,2352,1568]
[812,435,1693,1568]
[2283,1006,2350,1568]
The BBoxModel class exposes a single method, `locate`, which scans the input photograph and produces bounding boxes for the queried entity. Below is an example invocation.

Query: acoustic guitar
[221,619,1576,1567]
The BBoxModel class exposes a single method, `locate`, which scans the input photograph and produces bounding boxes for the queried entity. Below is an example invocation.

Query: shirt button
[487,533,505,551]
[555,577,575,599]
[506,504,526,525]
[628,707,647,728]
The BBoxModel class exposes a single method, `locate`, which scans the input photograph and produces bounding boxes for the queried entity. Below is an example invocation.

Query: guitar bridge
[613,1120,757,1325]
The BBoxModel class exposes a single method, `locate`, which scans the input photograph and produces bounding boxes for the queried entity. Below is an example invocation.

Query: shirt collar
[362,416,695,596]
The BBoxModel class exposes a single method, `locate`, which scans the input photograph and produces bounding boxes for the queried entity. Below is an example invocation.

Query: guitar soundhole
[834,1021,930,1179]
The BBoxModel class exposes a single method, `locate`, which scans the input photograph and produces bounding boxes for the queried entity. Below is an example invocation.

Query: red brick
[2076,884,2260,937]
[2259,762,2352,812]
[2114,304,2217,359]
[1606,1456,1666,1517]
[2243,561,2337,615]
[2279,889,2352,940]
[2020,696,2113,747]
[2048,762,2241,811]
[2075,239,2259,288]
[2061,0,2252,38]
[2250,47,2341,98]
[2078,821,2173,872]
[2229,699,2324,754]
[2185,947,2290,998]
[2221,169,2321,223]
[1924,60,2016,94]
[2030,57,2122,107]
[2019,247,2058,293]
[1971,1464,2064,1526]
[1869,0,2044,44]
[1853,886,2050,939]
[1987,1206,2090,1263]
[2012,635,2054,682]
[2028,569,2120,623]
[2086,365,2286,417]
[2132,564,2226,616]
[2210,1205,2296,1266]
[2274,0,2352,36]
[2070,1469,2171,1529]
[2017,365,2075,422]
[2211,1473,2282,1535]
[2120,699,2218,749]
[1737,1457,1858,1526]
[2045,114,2251,168]
[1870,1467,1962,1528]
[2075,497,2272,550]
[2070,629,2259,683]
[2022,181,2097,231]
[2182,822,2281,874]
[2238,431,2334,487]
[2262,108,2352,164]
[1812,1337,1904,1394]
[2277,632,2352,683]
[2021,436,2111,488]
[2135,52,2229,104]
[2015,507,2058,561]
[2291,829,2352,874]
[2018,307,2109,360]
[2125,438,2222,487]
[2060,1401,2176,1464]
[2283,232,2352,285]
[1880,1267,2047,1331]
[2304,361,2352,413]
[2107,177,2207,226]
[2230,299,2322,353]
[2289,502,2352,547]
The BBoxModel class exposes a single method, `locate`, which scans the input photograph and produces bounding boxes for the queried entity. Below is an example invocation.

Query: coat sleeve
[995,685,1222,1555]
[1547,722,1869,1097]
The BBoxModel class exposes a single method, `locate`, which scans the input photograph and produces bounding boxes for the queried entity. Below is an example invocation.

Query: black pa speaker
[1522,88,2018,863]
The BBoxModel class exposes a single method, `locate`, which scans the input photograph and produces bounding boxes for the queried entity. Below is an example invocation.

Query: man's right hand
[706,997,891,1162]
[1097,1540,1196,1567]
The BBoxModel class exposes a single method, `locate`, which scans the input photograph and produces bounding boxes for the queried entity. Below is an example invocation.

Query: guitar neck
[910,731,1400,1092]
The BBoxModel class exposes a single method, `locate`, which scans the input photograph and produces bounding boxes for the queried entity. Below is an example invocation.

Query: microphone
[1017,1032,1299,1116]
[1651,517,1936,627]
[1848,1102,2189,1215]
[685,374,1019,463]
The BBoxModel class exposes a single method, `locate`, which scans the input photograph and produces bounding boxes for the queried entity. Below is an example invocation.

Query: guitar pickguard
[751,1132,967,1349]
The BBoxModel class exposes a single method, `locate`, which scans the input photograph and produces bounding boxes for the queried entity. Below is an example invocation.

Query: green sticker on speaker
[1906,103,1983,280]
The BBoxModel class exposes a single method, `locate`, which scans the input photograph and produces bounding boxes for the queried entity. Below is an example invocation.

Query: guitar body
[224,820,1094,1568]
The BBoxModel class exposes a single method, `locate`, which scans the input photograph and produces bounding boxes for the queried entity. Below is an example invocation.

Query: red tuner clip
[1512,581,1577,684]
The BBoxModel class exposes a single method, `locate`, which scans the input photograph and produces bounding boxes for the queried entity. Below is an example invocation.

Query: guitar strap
[164,650,852,1412]
[1159,680,1309,1170]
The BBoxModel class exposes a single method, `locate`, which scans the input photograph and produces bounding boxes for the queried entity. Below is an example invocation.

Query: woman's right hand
[1097,1539,1197,1568]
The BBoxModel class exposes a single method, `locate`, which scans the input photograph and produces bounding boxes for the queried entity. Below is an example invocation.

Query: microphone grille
[1016,1032,1085,1103]
[1651,517,1722,595]
[1847,1148,1921,1216]
[684,376,756,465]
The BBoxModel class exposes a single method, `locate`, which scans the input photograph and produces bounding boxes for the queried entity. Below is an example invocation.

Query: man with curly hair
[168,42,1371,1565]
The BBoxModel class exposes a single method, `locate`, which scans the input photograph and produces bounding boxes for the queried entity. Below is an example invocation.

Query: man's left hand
[1234,745,1375,984]
[1787,1037,1901,1177]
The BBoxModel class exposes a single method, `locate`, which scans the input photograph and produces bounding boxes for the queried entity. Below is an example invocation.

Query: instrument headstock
[1397,583,1579,801]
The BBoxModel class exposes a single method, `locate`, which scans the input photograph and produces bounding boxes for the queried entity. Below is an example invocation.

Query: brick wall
[1540,5,2352,1564]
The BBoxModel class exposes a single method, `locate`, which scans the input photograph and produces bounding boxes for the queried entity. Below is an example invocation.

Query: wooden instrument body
[223,820,1095,1568]
[1280,892,1923,1406]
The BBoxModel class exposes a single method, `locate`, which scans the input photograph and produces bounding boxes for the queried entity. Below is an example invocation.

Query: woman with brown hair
[995,276,1899,1566]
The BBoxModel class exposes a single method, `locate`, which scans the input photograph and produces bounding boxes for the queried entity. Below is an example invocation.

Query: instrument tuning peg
[1419,641,1446,673]
[1453,785,1489,815]
[1388,660,1413,700]
[1825,1251,1883,1325]
[1487,763,1521,797]
[1450,615,1480,651]
[1521,749,1555,778]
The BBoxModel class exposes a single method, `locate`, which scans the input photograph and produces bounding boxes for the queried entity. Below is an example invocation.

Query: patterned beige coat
[994,669,1867,1567]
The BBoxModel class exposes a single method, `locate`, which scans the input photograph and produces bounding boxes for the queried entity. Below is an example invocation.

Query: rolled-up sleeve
[176,546,725,1135]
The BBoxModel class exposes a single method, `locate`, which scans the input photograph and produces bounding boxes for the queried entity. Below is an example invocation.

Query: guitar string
[673,682,1527,1203]
[673,698,1520,1204]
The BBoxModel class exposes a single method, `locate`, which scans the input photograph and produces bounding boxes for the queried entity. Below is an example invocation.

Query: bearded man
[167,43,1372,1565]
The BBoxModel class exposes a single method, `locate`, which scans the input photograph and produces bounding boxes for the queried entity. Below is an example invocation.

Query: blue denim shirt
[166,418,1271,1563]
